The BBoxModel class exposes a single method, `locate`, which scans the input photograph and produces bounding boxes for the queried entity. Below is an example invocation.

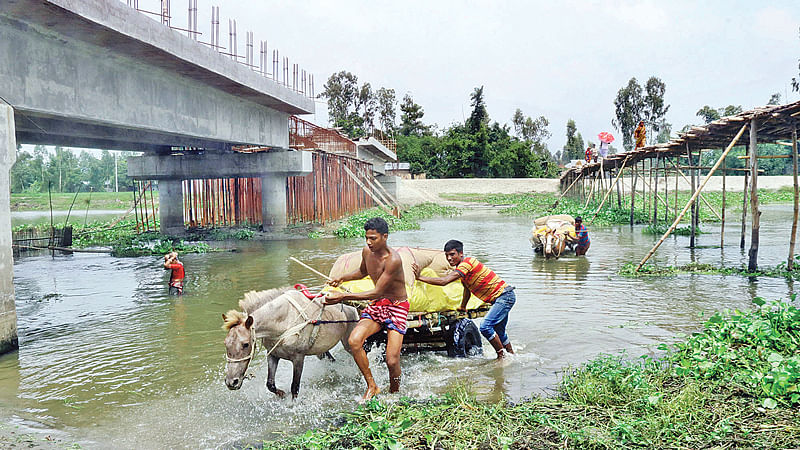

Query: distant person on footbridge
[412,240,516,360]
[634,120,647,150]
[163,252,185,295]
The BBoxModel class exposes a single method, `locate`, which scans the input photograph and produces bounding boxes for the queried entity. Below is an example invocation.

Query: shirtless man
[324,217,408,401]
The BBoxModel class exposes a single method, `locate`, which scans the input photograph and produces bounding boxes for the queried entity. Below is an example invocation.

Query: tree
[467,86,489,133]
[375,87,396,134]
[612,77,645,151]
[320,71,365,137]
[768,92,782,105]
[399,94,428,136]
[643,77,670,144]
[696,104,743,124]
[512,109,551,143]
[357,82,376,133]
[562,119,585,162]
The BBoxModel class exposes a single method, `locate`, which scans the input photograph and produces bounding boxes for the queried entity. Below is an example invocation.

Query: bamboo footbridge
[559,100,800,272]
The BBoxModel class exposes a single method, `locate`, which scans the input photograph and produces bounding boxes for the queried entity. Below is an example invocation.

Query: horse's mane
[239,286,293,314]
[222,310,246,330]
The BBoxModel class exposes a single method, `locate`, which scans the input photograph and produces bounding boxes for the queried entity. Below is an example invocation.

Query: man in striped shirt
[574,216,590,256]
[413,240,516,360]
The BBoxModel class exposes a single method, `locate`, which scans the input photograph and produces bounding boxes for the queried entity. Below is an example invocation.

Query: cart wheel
[447,319,483,358]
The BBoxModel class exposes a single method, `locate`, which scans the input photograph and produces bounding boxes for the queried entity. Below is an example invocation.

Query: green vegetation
[641,223,701,236]
[331,203,461,238]
[267,298,800,449]
[11,191,145,211]
[619,258,800,280]
[441,188,794,225]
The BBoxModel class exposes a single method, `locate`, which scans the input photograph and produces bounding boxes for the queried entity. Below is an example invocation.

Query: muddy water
[1,205,797,448]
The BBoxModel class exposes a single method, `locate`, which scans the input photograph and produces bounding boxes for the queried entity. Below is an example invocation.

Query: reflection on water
[1,205,796,447]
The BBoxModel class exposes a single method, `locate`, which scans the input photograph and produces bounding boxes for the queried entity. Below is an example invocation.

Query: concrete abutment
[0,104,18,355]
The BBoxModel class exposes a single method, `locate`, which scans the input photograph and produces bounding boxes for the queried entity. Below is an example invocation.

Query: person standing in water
[325,217,408,401]
[412,240,516,360]
[163,252,185,295]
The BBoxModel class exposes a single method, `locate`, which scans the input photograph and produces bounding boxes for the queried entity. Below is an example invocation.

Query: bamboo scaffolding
[667,160,723,220]
[552,173,583,209]
[590,156,630,223]
[635,123,748,271]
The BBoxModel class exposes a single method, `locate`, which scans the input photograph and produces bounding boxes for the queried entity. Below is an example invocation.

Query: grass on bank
[442,188,794,225]
[10,191,149,211]
[327,203,462,238]
[619,257,800,281]
[266,298,800,449]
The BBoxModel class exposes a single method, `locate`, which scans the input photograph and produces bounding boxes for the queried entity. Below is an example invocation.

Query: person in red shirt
[163,252,185,295]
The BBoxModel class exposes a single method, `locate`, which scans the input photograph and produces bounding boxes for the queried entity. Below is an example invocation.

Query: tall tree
[357,82,376,133]
[696,104,743,124]
[399,93,428,136]
[612,77,645,151]
[320,71,364,137]
[375,87,397,134]
[562,119,585,162]
[467,86,489,133]
[512,109,551,143]
[767,92,782,105]
[643,77,670,144]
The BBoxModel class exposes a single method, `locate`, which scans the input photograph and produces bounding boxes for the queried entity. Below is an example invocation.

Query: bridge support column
[261,174,288,229]
[376,175,400,201]
[0,104,18,354]
[158,180,185,235]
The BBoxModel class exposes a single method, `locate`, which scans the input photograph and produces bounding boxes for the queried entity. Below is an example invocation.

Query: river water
[1,206,797,448]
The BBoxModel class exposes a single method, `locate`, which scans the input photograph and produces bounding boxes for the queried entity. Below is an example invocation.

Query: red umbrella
[598,132,615,144]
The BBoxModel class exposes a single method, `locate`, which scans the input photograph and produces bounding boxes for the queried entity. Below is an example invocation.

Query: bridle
[226,325,256,364]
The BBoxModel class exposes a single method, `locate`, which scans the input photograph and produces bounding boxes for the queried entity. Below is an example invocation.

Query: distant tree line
[321,71,559,178]
[10,145,136,193]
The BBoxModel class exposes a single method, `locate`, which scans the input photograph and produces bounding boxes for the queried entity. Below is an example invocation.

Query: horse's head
[544,230,566,259]
[222,311,254,390]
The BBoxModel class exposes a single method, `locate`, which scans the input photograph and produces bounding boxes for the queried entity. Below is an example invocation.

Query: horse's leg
[266,355,286,398]
[290,356,306,400]
[317,351,335,362]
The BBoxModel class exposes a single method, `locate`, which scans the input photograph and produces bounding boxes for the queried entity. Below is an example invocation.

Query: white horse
[222,287,359,399]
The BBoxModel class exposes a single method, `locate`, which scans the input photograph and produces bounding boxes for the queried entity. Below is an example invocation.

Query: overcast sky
[80,1,800,154]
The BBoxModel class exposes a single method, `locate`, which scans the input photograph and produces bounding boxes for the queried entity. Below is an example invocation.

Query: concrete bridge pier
[261,174,288,229]
[0,104,18,354]
[128,151,312,233]
[158,179,185,235]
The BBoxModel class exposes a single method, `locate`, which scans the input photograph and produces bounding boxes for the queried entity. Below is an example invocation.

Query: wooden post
[652,153,659,225]
[688,144,696,248]
[721,149,726,247]
[740,143,749,249]
[616,167,623,209]
[748,119,760,272]
[663,157,669,222]
[590,157,630,223]
[630,166,638,226]
[635,123,747,271]
[789,123,798,270]
[674,157,678,219]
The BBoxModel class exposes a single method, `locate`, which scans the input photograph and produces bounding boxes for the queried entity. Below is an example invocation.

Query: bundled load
[529,214,577,258]
[327,247,483,313]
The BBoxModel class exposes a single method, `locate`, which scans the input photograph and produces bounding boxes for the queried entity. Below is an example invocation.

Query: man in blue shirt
[574,216,590,256]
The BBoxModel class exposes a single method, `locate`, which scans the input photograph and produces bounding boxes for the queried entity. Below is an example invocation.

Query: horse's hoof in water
[274,389,286,398]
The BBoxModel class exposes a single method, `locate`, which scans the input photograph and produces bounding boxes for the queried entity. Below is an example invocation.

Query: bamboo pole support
[551,173,583,209]
[583,172,597,208]
[590,156,630,223]
[652,153,659,226]
[748,119,760,272]
[667,159,722,220]
[630,166,638,226]
[789,123,798,270]
[721,151,726,247]
[740,144,749,249]
[635,123,747,271]
[674,158,678,219]
[689,144,696,248]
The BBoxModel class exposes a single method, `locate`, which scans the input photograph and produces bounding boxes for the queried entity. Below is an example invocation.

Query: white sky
[32,1,800,155]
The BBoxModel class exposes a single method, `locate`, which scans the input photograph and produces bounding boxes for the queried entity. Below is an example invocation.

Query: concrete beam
[0,0,312,150]
[0,104,19,354]
[127,150,313,180]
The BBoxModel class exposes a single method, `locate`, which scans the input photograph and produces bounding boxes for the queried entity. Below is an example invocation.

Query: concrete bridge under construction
[0,0,397,354]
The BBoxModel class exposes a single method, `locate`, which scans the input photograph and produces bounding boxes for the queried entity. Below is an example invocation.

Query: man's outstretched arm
[411,262,461,286]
